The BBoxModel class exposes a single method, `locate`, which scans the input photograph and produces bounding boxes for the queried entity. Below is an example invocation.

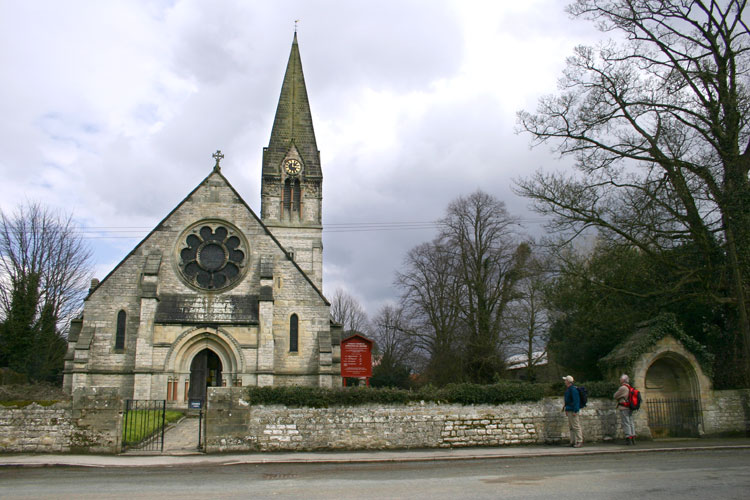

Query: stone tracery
[178,223,246,290]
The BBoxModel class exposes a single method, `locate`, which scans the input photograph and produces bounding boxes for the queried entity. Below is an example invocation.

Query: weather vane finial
[212,150,224,171]
[294,19,300,33]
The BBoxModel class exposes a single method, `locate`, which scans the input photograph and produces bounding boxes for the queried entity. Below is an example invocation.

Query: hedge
[243,380,623,408]
[245,381,547,408]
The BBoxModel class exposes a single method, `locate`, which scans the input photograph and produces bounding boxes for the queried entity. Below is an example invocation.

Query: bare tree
[517,0,750,383]
[0,202,92,381]
[329,287,370,334]
[369,304,416,386]
[506,250,552,382]
[440,190,531,383]
[395,239,464,385]
[395,190,531,385]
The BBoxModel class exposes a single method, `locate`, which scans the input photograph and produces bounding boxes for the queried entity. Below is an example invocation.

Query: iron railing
[122,399,167,452]
[646,397,702,438]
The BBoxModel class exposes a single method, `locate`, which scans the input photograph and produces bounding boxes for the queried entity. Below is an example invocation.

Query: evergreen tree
[0,203,91,383]
[0,273,40,379]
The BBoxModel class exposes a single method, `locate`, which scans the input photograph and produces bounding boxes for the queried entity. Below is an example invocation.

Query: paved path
[1,437,748,468]
[163,417,202,454]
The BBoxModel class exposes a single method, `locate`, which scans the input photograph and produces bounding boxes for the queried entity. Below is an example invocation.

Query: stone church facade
[63,33,342,407]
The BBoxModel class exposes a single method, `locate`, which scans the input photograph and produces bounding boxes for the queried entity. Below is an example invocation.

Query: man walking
[614,374,636,445]
[562,375,583,447]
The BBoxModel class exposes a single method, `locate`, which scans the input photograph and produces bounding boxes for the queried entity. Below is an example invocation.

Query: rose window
[178,225,246,290]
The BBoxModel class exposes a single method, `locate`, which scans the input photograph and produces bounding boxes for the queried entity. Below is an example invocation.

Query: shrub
[581,380,620,398]
[542,380,619,398]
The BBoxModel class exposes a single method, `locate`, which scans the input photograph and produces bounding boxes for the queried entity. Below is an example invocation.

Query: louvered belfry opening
[283,178,302,219]
[283,178,292,215]
[293,179,301,215]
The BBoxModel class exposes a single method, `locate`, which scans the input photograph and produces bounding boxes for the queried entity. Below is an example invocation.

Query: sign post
[340,333,373,386]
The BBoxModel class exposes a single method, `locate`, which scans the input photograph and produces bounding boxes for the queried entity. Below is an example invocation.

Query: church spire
[263,32,321,178]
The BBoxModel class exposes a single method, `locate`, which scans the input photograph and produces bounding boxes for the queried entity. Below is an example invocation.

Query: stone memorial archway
[600,314,714,438]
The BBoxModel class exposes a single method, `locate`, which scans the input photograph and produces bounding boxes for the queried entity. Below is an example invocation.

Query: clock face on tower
[284,158,302,175]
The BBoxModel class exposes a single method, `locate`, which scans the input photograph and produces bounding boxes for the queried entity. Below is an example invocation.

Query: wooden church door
[188,349,222,403]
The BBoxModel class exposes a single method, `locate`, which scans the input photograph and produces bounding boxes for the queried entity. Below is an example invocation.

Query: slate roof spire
[263,32,321,178]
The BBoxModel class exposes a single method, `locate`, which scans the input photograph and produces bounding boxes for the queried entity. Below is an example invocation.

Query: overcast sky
[0,0,606,317]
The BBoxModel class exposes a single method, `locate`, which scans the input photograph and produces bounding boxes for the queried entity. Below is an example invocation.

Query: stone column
[257,262,275,386]
[133,296,157,399]
[312,239,323,290]
[133,253,161,400]
[318,329,333,387]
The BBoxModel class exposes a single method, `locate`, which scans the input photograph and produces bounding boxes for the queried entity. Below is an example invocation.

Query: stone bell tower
[260,32,323,289]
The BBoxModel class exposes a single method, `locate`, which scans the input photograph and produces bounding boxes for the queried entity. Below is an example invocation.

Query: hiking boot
[573,443,582,448]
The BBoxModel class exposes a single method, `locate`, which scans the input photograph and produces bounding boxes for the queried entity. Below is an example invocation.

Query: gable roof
[87,168,329,306]
[342,332,374,345]
[598,313,714,375]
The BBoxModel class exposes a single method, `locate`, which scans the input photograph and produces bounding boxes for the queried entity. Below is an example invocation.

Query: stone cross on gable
[212,150,224,171]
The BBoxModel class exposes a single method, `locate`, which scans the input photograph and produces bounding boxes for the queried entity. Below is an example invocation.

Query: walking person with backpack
[561,375,583,447]
[614,374,639,445]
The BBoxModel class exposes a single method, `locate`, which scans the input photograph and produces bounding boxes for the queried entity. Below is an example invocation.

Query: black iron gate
[122,400,167,452]
[646,398,702,438]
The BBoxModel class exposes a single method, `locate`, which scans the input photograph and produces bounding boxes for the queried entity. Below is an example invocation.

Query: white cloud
[0,0,605,315]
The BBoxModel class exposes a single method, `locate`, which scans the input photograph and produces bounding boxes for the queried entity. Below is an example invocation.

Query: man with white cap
[562,375,583,447]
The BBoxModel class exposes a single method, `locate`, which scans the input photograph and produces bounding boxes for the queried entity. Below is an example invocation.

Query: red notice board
[341,334,373,378]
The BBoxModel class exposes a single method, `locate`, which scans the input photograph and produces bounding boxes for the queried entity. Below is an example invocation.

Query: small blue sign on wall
[189,399,203,409]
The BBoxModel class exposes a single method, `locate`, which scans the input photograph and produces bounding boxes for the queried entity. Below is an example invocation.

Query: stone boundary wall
[0,401,74,453]
[2,387,747,454]
[205,388,651,452]
[0,388,121,454]
[703,389,750,436]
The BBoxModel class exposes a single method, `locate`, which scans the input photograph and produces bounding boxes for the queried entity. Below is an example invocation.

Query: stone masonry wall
[2,387,748,454]
[205,388,651,453]
[0,388,122,454]
[0,401,74,453]
[703,389,750,436]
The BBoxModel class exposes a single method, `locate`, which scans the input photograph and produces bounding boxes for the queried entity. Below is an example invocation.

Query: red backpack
[626,385,642,411]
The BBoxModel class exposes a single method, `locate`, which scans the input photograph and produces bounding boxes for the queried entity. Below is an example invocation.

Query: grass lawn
[122,409,184,445]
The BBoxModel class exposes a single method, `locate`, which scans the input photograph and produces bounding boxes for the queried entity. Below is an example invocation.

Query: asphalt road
[2,449,749,499]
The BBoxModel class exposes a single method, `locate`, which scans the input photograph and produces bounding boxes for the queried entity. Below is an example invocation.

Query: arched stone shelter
[600,314,714,438]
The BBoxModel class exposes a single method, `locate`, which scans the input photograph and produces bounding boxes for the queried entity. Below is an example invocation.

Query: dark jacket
[564,384,581,413]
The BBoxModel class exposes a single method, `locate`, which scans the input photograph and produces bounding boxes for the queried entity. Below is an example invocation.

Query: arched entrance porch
[644,352,702,437]
[164,327,245,407]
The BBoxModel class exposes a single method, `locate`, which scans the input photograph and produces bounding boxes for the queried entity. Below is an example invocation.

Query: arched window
[289,314,299,353]
[115,310,126,350]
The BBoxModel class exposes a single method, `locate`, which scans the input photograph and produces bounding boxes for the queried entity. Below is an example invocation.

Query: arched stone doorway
[163,327,246,406]
[188,348,223,404]
[644,352,702,437]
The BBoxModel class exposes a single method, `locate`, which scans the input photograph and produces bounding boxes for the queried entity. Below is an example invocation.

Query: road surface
[1,448,748,499]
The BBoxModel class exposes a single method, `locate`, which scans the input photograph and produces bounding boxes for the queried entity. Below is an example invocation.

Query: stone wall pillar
[71,387,122,453]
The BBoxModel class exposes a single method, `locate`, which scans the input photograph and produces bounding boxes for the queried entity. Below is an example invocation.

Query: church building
[63,33,342,406]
